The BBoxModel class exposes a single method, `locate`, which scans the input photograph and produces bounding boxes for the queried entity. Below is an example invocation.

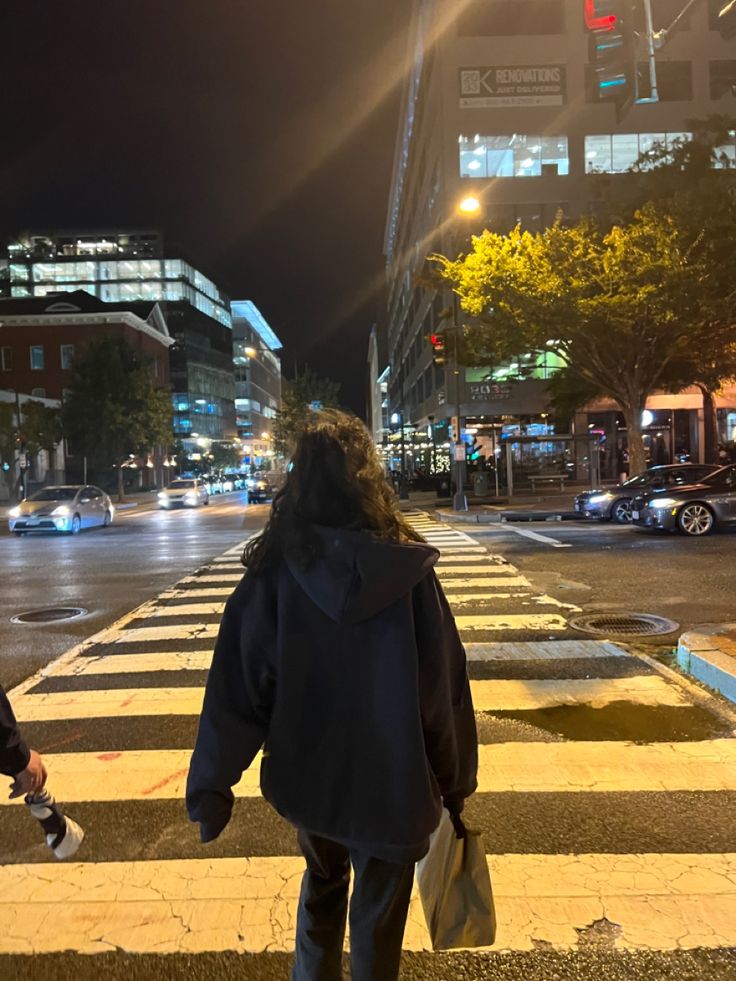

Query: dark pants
[291,830,415,981]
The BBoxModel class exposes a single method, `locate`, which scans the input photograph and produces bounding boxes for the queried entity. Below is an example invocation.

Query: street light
[458,195,481,215]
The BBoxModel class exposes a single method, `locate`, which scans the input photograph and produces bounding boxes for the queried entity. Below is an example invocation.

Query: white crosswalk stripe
[1,516,735,967]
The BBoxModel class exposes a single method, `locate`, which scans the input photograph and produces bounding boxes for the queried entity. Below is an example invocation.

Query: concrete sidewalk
[402,488,585,522]
[677,624,736,705]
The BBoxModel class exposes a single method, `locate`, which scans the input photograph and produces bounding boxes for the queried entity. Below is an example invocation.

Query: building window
[60,344,75,370]
[1,347,12,371]
[710,61,736,100]
[584,132,692,173]
[647,61,693,101]
[457,0,564,35]
[30,346,45,371]
[31,388,46,398]
[459,135,569,178]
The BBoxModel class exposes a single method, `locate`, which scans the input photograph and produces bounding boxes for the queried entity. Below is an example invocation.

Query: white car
[9,485,114,535]
[158,478,209,509]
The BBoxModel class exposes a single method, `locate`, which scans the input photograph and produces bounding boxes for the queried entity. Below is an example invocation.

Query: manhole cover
[10,607,87,624]
[569,612,679,637]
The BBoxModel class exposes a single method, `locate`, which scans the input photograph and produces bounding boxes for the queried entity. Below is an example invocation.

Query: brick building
[0,290,173,400]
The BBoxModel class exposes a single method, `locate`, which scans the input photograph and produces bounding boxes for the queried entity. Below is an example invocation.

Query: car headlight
[184,492,197,501]
[158,492,168,500]
[8,506,20,518]
[51,506,71,516]
[650,497,679,509]
[588,493,613,504]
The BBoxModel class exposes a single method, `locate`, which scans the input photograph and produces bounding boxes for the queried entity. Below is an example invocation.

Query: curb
[434,508,580,524]
[676,624,736,706]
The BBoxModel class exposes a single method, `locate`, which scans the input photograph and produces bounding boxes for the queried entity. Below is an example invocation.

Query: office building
[5,229,236,444]
[231,300,282,468]
[384,0,736,472]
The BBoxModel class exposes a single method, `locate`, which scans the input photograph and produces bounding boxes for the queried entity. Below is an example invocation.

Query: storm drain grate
[10,607,87,625]
[569,612,679,637]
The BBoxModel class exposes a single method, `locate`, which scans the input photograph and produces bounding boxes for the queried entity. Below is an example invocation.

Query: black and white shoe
[25,789,85,860]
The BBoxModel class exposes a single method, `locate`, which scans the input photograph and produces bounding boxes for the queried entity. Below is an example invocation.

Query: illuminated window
[9,263,29,282]
[60,344,75,370]
[584,132,694,173]
[30,345,45,370]
[459,135,569,178]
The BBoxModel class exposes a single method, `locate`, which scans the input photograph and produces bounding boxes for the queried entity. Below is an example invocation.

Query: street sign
[453,444,466,462]
[17,453,27,468]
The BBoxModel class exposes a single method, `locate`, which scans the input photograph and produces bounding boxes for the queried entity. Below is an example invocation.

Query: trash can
[473,472,489,497]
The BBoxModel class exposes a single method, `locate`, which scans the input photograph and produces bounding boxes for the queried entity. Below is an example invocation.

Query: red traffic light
[429,333,445,350]
[584,0,616,31]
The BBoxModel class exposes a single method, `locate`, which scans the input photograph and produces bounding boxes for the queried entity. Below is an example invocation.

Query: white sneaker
[50,816,85,860]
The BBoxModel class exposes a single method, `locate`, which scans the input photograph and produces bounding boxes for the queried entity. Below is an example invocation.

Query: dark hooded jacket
[186,526,478,862]
[0,685,31,778]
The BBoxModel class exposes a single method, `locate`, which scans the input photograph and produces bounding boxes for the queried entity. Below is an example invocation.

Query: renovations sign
[460,65,566,108]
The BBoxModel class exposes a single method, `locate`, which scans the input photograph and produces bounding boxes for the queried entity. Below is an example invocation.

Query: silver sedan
[8,485,114,535]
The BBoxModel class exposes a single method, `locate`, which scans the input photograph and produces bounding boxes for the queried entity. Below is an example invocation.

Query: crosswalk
[1,512,735,974]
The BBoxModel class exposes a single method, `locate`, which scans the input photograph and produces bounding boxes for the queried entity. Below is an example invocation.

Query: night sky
[1,1,413,415]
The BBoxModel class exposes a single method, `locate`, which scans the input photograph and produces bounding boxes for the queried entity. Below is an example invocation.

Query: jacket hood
[285,525,439,624]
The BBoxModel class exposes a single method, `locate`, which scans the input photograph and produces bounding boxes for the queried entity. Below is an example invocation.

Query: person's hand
[9,750,47,799]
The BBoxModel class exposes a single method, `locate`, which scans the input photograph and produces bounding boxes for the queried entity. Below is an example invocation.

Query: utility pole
[451,322,467,512]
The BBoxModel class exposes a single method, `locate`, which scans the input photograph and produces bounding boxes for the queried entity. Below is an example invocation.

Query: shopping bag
[416,808,496,950]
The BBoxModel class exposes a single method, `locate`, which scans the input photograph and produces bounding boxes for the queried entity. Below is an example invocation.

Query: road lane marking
[0,853,734,953]
[49,652,214,676]
[112,624,219,644]
[439,576,531,589]
[499,524,573,548]
[470,675,688,710]
[2,740,735,802]
[12,672,681,722]
[465,640,627,660]
[144,603,226,618]
[453,613,568,632]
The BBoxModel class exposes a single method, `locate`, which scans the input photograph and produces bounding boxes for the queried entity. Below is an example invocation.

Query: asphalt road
[463,517,736,639]
[0,491,267,690]
[1,502,735,979]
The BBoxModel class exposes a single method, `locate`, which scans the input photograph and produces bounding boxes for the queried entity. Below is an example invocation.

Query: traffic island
[676,624,736,705]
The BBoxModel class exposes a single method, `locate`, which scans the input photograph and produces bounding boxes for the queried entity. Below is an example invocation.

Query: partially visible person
[1,684,84,859]
[0,684,46,798]
[187,408,478,981]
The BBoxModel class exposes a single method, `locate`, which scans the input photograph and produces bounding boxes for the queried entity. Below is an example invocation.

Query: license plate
[631,510,639,520]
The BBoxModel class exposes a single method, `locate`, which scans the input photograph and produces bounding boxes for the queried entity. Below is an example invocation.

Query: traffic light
[428,333,446,366]
[585,0,637,111]
[718,0,736,40]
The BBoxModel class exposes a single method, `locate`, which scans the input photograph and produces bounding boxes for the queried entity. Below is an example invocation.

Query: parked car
[8,485,114,535]
[631,464,736,536]
[158,478,209,509]
[574,464,721,523]
[246,475,272,503]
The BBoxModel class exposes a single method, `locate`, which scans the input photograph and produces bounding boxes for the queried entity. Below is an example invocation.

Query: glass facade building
[5,230,236,444]
[231,301,282,468]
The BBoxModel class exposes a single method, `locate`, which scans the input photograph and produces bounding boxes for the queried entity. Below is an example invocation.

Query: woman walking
[187,409,478,980]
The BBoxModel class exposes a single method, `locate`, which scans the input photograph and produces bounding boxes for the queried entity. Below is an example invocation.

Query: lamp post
[448,194,481,512]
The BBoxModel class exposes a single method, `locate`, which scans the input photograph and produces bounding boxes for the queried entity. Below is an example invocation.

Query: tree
[62,338,173,501]
[19,400,63,474]
[0,402,15,469]
[437,194,736,475]
[209,441,242,471]
[272,366,341,457]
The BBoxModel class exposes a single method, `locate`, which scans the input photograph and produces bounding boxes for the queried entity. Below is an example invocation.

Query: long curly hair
[242,408,424,573]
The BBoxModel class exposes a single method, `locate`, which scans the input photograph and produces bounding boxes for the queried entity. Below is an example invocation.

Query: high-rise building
[5,229,236,444]
[231,301,282,468]
[384,1,736,472]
